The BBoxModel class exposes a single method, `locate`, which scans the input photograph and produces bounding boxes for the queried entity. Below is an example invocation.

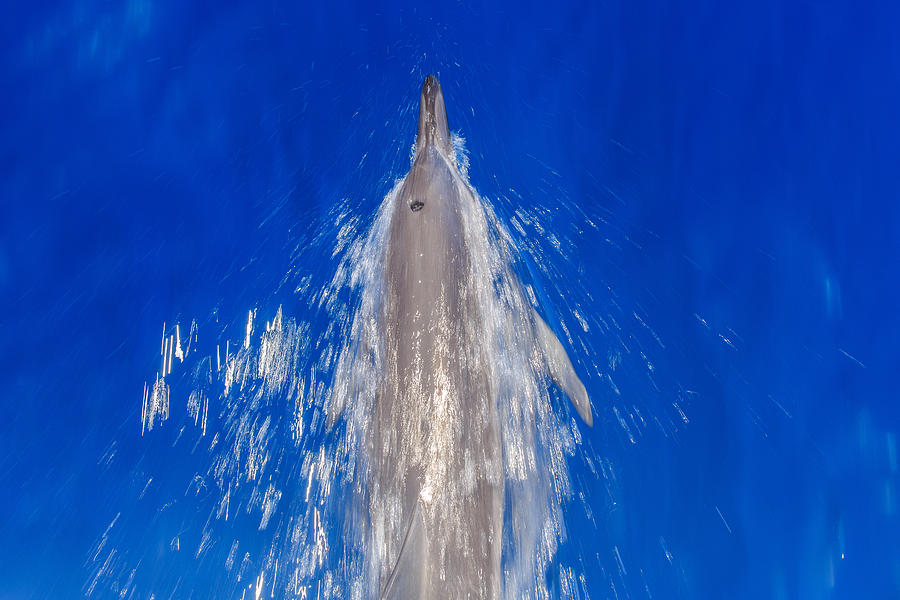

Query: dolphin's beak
[416,74,452,158]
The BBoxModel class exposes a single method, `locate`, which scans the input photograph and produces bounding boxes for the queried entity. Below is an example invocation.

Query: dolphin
[333,74,592,599]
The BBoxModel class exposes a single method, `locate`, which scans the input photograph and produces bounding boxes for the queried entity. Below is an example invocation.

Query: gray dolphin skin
[348,75,592,599]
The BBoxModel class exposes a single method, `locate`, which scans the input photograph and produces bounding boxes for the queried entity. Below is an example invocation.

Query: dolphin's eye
[410,200,424,212]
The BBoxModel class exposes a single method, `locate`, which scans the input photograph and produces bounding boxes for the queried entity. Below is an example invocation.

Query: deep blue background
[2,1,898,598]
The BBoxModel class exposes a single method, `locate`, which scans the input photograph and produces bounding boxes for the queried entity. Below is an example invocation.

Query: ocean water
[2,2,899,599]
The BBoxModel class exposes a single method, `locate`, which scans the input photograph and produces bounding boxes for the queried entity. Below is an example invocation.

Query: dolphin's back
[372,147,503,599]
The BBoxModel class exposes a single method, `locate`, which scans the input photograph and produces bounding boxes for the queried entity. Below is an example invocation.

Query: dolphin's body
[334,75,592,599]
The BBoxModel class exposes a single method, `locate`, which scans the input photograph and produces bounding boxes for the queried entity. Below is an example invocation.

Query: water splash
[85,135,637,599]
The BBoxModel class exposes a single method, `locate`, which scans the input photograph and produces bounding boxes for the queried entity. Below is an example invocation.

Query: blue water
[2,2,899,598]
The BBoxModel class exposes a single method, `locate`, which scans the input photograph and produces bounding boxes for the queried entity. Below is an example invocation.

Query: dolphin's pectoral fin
[533,310,594,427]
[381,500,428,600]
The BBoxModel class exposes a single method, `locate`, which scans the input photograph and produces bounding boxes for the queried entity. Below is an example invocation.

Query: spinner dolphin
[329,74,592,599]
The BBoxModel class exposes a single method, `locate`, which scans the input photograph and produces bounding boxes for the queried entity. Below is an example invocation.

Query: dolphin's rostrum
[330,74,592,599]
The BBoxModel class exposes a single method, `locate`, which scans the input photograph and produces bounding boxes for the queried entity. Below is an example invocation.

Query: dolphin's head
[415,74,452,159]
[399,74,461,230]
